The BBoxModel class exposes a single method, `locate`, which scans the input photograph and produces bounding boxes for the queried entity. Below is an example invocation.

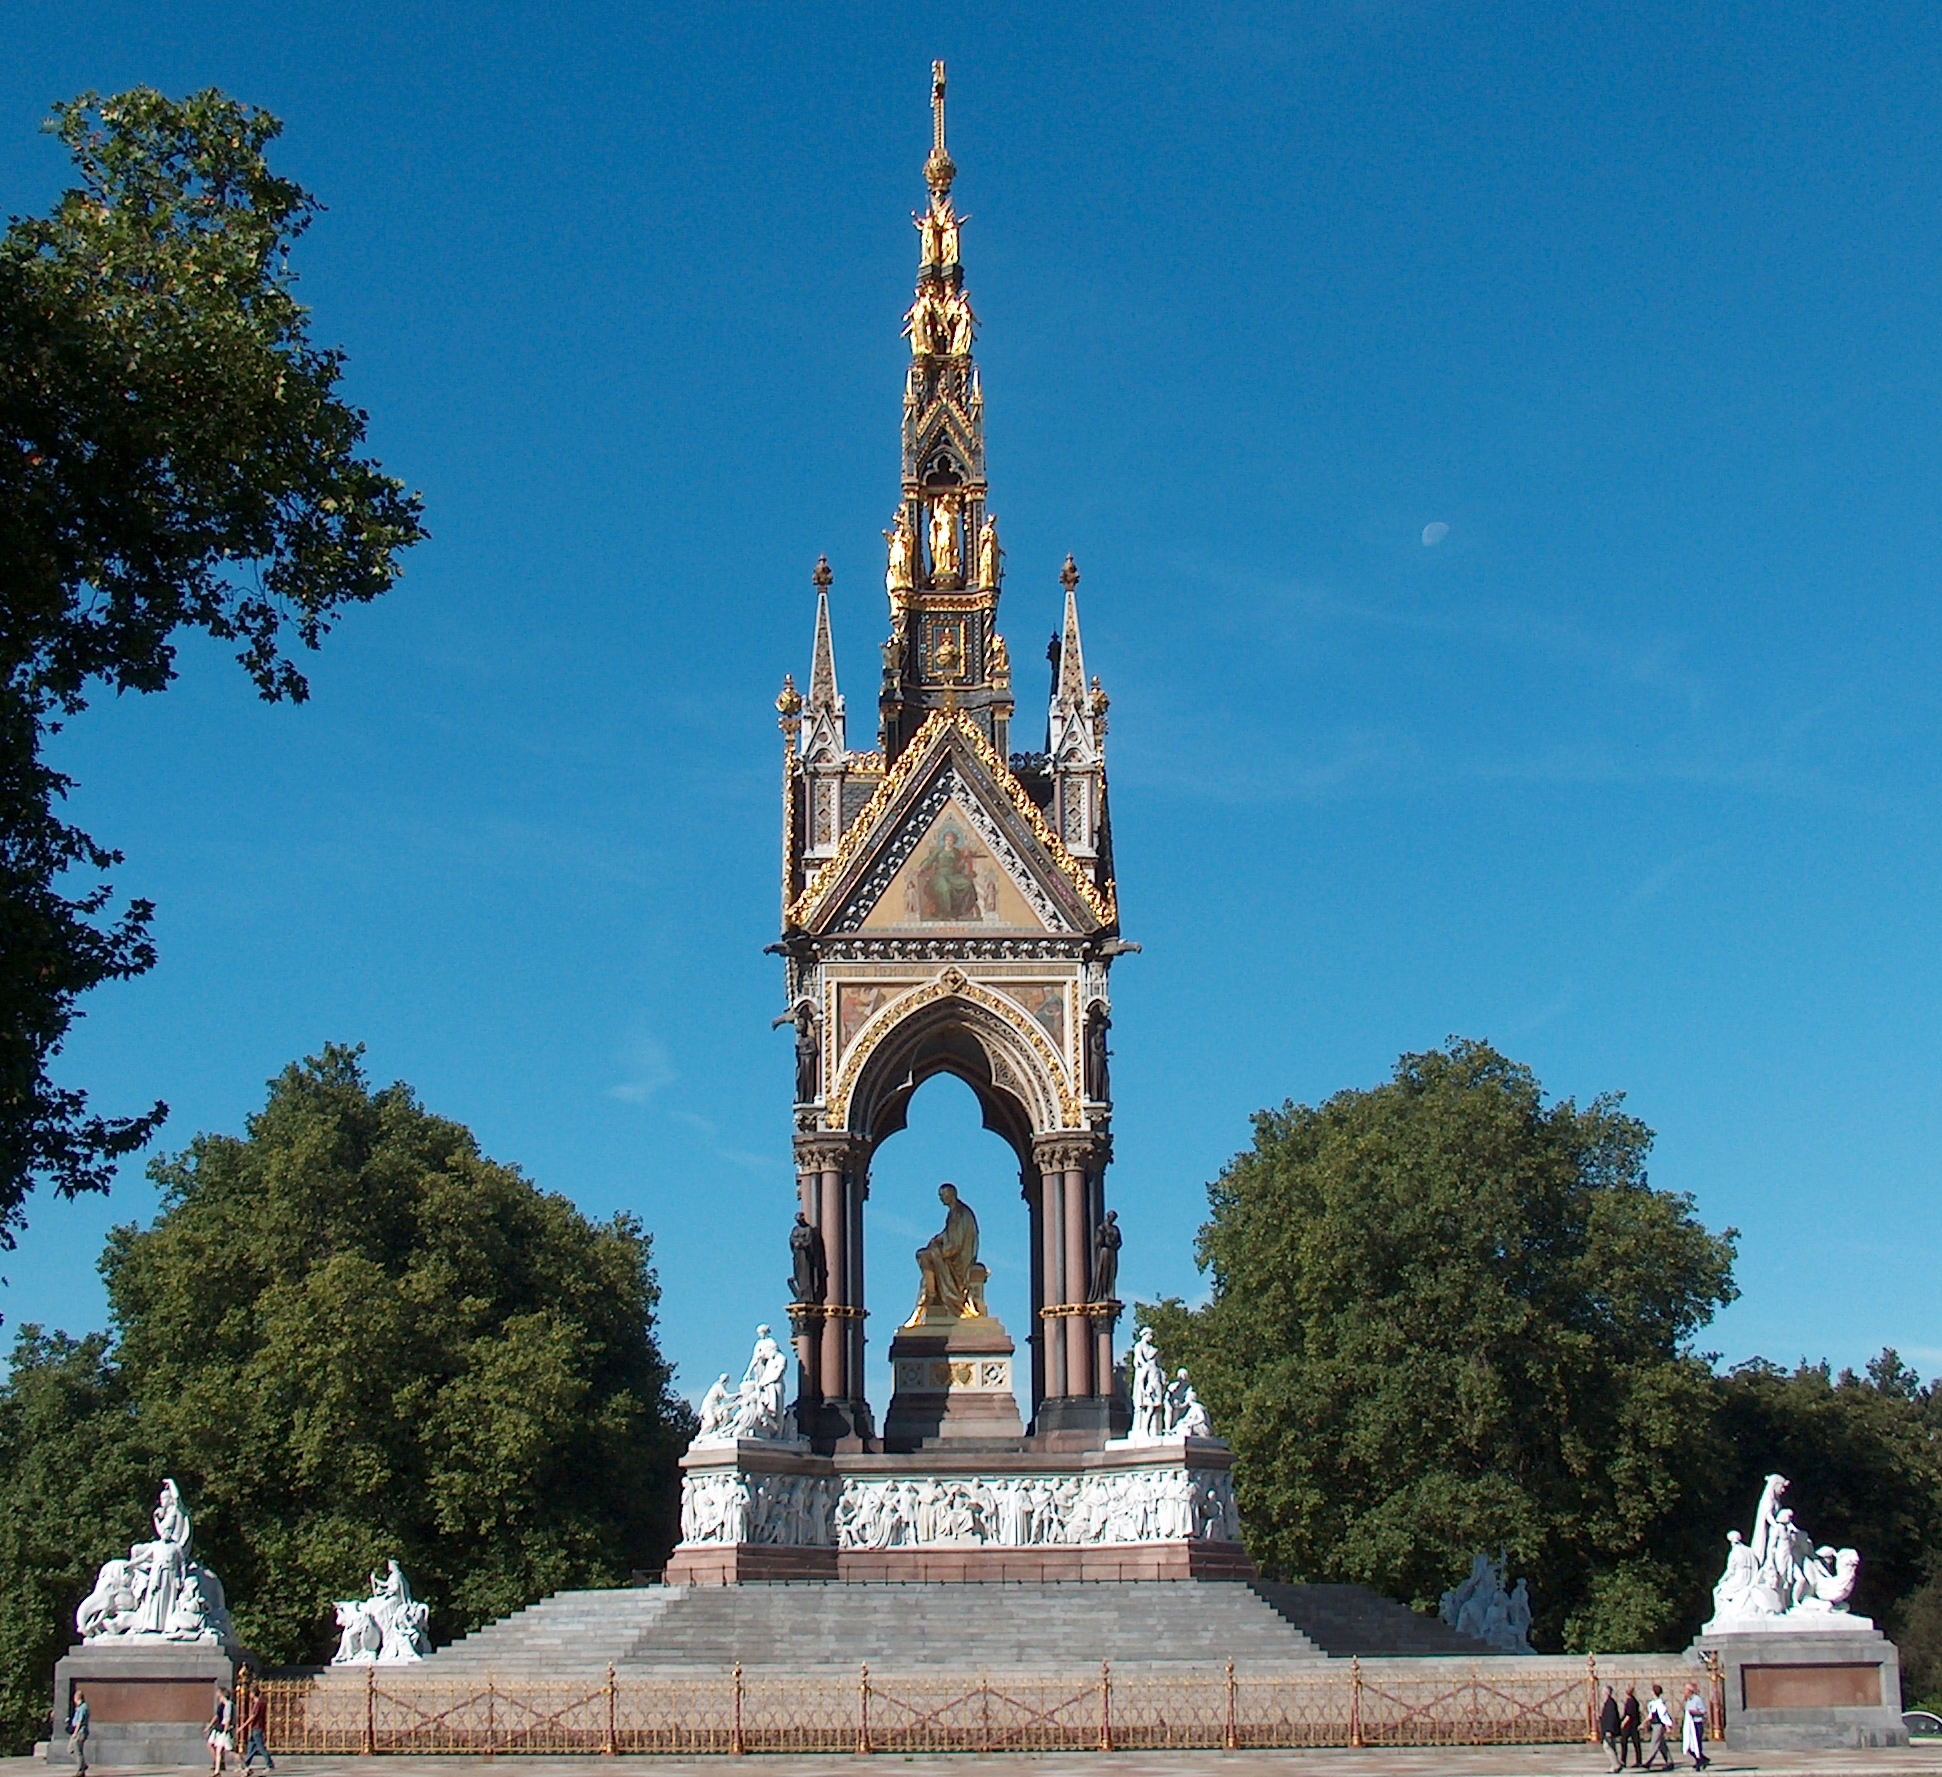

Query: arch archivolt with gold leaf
[827,966,1081,1153]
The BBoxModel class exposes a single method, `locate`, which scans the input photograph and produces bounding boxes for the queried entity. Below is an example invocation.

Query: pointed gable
[785,710,1115,937]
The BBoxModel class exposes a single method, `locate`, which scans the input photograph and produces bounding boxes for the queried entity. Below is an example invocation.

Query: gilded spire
[925,60,955,200]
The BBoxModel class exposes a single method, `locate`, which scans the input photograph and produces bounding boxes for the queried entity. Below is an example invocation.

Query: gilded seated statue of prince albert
[907,1182,990,1325]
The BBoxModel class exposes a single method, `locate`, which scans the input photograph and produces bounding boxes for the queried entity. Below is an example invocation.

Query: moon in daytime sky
[1422,522,1450,546]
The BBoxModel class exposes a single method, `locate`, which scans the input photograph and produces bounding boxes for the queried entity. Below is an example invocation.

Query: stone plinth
[1691,1624,1907,1749]
[665,1435,1252,1585]
[883,1311,1023,1449]
[49,1641,245,1768]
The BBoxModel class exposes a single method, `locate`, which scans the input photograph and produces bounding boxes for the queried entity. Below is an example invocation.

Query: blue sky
[4,1,1939,1412]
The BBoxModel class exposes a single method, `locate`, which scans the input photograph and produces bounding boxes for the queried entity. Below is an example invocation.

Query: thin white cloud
[609,1033,676,1104]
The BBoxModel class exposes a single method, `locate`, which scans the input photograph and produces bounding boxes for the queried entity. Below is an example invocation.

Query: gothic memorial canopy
[666,65,1239,1587]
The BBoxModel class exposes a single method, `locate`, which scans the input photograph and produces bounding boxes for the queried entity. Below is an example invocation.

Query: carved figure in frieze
[789,1211,827,1305]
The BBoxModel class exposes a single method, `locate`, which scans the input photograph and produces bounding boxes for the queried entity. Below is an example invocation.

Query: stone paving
[6,1747,1939,1777]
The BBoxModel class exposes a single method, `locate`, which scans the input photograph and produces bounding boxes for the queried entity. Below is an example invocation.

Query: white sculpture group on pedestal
[76,1480,236,1646]
[1704,1473,1867,1631]
[690,1324,799,1447]
[331,1560,432,1664]
[1439,1551,1534,1653]
[1126,1327,1214,1443]
[678,1464,1241,1551]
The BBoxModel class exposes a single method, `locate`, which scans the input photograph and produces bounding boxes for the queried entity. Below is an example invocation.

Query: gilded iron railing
[248,1654,1715,1756]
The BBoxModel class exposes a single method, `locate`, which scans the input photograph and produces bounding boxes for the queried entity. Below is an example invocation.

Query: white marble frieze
[677,1465,1240,1551]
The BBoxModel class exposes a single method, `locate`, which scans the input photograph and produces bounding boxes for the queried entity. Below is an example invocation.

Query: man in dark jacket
[1600,1685,1624,1772]
[1620,1687,1644,1767]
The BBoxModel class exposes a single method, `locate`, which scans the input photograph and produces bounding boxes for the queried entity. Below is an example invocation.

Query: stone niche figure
[907,1183,987,1324]
[1089,1208,1122,1303]
[1085,1010,1111,1102]
[789,1211,827,1306]
[774,1002,819,1105]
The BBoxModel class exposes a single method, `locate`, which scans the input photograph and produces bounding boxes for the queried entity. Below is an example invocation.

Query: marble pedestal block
[882,1311,1024,1450]
[1691,1625,1907,1749]
[48,1642,245,1768]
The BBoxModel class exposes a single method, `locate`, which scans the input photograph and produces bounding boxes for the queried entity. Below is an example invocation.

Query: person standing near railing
[241,1684,273,1771]
[1681,1681,1709,1770]
[1643,1684,1675,1769]
[1620,1686,1643,1767]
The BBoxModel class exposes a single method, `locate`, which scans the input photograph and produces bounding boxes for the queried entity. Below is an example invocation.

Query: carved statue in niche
[908,1182,988,1324]
[885,510,916,592]
[1085,1009,1111,1101]
[1090,1208,1121,1303]
[927,495,961,586]
[976,513,1003,588]
[789,1211,827,1306]
[774,1001,820,1103]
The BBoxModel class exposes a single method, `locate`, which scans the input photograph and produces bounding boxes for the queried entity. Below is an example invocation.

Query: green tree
[1144,1039,1739,1651]
[0,88,425,1237]
[0,1047,692,1750]
[0,1329,148,1753]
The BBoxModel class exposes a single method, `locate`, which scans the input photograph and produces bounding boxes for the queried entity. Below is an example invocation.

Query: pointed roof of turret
[1054,555,1087,711]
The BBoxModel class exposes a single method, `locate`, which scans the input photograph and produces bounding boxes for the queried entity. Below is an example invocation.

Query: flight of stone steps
[1249,1581,1505,1657]
[420,1579,1495,1677]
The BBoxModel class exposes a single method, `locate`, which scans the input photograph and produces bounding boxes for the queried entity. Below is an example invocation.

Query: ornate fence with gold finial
[247,1656,1709,1757]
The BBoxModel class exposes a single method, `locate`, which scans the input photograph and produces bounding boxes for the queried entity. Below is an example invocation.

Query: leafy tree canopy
[1144,1038,1740,1652]
[0,88,425,1235]
[0,1047,693,1751]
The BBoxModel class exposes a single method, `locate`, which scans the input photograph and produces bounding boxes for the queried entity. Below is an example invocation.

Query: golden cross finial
[813,555,832,590]
[925,60,956,198]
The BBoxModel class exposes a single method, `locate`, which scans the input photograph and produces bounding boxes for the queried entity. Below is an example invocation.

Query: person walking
[241,1684,274,1772]
[1620,1685,1644,1768]
[1643,1683,1676,1769]
[207,1685,234,1776]
[1600,1684,1624,1772]
[1681,1681,1710,1771]
[66,1688,90,1777]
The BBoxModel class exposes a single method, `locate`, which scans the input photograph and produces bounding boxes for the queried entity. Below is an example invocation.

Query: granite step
[1248,1582,1504,1657]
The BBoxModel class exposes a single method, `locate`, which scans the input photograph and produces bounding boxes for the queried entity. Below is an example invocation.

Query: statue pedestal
[1690,1623,1907,1749]
[49,1641,247,1768]
[883,1311,1023,1451]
